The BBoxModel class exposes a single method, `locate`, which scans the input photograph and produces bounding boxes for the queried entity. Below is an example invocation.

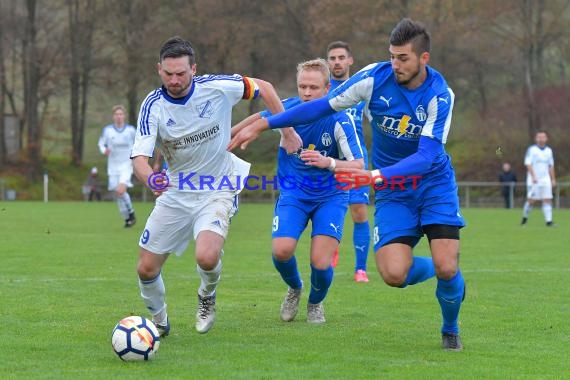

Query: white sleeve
[200,74,245,107]
[524,147,533,166]
[328,64,375,111]
[131,104,158,158]
[97,128,107,155]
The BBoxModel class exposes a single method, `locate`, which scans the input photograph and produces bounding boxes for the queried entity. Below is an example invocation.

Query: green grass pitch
[1,201,569,379]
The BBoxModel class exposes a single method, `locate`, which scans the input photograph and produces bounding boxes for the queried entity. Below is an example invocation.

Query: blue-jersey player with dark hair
[234,58,363,323]
[326,41,371,282]
[229,18,466,350]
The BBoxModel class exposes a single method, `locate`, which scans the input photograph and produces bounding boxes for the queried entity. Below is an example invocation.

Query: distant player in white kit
[521,130,556,227]
[98,105,137,227]
[131,36,300,336]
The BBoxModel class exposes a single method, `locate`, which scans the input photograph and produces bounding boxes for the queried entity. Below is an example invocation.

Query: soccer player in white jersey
[230,19,467,351]
[131,36,301,336]
[97,105,137,227]
[521,130,556,226]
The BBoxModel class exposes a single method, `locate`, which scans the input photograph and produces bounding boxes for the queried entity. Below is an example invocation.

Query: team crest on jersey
[196,100,214,119]
[415,105,427,122]
[321,133,333,147]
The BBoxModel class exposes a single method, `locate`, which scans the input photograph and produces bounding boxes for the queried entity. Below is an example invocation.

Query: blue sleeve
[267,97,335,129]
[381,136,443,178]
[260,97,301,119]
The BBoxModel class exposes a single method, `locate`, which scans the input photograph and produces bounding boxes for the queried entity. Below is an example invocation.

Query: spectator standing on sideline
[498,162,517,209]
[85,167,102,201]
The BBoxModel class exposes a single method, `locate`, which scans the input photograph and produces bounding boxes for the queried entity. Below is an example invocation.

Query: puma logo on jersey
[329,223,340,233]
[379,96,392,107]
[438,96,449,104]
[355,245,366,252]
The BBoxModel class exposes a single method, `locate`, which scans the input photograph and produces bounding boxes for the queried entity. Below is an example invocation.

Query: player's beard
[394,63,421,86]
[332,66,348,80]
[166,81,191,98]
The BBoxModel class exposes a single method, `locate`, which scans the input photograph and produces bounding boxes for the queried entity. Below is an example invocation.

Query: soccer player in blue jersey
[242,58,364,323]
[326,41,371,282]
[229,18,466,350]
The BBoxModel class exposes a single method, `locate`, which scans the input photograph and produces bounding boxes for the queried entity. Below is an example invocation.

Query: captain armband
[242,77,260,100]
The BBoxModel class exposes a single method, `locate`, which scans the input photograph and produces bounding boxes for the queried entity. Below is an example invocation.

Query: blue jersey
[328,62,454,178]
[277,112,362,201]
[330,79,368,169]
[260,97,301,118]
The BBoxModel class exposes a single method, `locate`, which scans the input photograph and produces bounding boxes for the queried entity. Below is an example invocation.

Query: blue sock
[353,221,370,271]
[400,256,435,287]
[436,270,465,334]
[272,255,302,289]
[308,264,333,304]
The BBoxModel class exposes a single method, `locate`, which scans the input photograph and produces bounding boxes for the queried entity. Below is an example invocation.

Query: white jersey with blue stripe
[277,112,362,200]
[328,62,454,173]
[131,74,246,192]
[98,124,136,176]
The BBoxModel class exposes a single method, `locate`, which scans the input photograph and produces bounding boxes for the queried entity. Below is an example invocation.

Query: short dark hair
[159,36,196,65]
[389,18,430,56]
[326,41,352,56]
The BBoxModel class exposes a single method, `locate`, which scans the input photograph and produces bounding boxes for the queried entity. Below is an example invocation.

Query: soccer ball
[111,316,160,361]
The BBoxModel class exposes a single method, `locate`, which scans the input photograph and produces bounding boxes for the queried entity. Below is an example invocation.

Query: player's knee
[272,249,294,262]
[435,263,457,280]
[350,205,368,223]
[196,251,219,271]
[378,266,407,287]
[137,260,159,280]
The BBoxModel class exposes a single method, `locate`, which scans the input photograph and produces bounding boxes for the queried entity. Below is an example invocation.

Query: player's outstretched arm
[227,118,269,151]
[252,78,284,120]
[232,113,262,138]
[300,152,364,171]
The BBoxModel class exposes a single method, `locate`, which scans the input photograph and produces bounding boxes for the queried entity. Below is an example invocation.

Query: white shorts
[139,191,238,256]
[108,168,134,191]
[527,183,552,200]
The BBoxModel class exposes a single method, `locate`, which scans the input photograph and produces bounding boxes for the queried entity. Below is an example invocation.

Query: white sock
[117,192,134,219]
[197,259,222,297]
[523,201,532,218]
[139,273,167,323]
[542,203,552,223]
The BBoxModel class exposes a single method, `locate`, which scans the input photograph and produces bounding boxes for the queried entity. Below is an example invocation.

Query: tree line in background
[0,0,568,182]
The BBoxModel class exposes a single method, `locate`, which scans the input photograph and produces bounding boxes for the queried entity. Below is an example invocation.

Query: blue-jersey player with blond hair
[234,58,363,323]
[229,18,467,350]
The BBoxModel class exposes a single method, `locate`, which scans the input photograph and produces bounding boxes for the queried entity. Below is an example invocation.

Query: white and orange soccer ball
[111,316,160,361]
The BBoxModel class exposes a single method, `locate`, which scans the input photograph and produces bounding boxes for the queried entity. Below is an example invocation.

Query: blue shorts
[349,185,370,205]
[272,195,349,241]
[373,169,466,252]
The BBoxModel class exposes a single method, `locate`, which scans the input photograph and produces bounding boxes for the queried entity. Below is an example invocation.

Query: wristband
[328,157,336,172]
[371,169,383,184]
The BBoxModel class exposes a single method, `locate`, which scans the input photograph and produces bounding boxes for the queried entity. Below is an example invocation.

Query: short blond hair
[296,58,330,86]
[112,104,126,113]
